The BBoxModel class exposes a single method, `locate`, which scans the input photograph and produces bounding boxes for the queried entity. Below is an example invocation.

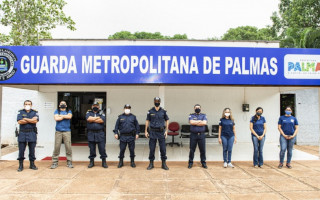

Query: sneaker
[67,161,74,168]
[50,163,58,169]
[278,163,283,169]
[227,163,234,168]
[223,162,227,168]
[286,163,292,169]
[259,165,263,169]
[254,165,258,168]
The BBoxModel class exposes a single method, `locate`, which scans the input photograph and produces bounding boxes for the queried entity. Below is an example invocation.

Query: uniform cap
[154,97,161,102]
[124,104,131,109]
[92,102,99,106]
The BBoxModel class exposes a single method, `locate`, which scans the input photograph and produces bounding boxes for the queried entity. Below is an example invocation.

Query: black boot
[88,159,94,168]
[102,158,108,168]
[118,158,123,168]
[130,158,136,168]
[17,160,24,172]
[29,161,38,170]
[161,160,169,170]
[147,160,154,170]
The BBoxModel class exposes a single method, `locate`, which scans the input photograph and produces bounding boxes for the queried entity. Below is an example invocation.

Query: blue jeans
[279,135,296,164]
[221,135,234,163]
[252,135,265,166]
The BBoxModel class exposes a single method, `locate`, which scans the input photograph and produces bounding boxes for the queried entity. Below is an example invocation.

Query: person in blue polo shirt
[218,108,237,168]
[278,106,299,169]
[250,107,266,168]
[188,104,208,169]
[50,101,73,169]
[16,100,39,172]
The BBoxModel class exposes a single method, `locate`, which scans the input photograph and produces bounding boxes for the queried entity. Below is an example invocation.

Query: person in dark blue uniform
[278,106,299,169]
[86,102,107,168]
[16,100,39,172]
[250,107,267,168]
[114,104,140,168]
[188,104,208,169]
[218,108,237,168]
[145,97,169,170]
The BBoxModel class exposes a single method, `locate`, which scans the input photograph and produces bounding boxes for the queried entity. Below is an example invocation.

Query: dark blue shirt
[278,115,298,135]
[54,109,72,132]
[17,109,39,142]
[250,116,266,136]
[189,113,207,133]
[114,113,140,135]
[146,107,169,129]
[219,118,235,138]
[86,110,106,131]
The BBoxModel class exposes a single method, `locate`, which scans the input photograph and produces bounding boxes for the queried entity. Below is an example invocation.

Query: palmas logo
[284,54,320,79]
[0,48,17,81]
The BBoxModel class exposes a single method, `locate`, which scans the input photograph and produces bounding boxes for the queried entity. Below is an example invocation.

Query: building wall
[1,85,283,146]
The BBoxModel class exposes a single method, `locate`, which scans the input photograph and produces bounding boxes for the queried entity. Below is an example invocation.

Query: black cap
[124,104,131,109]
[92,102,99,106]
[154,97,161,102]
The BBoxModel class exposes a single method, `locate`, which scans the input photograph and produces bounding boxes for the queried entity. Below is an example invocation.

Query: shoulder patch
[86,109,92,114]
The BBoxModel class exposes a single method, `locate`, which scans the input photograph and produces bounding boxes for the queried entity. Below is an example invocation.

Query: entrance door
[280,94,296,116]
[57,92,106,143]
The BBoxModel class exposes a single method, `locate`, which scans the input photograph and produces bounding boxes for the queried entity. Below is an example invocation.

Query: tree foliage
[0,0,76,46]
[221,26,277,41]
[108,31,188,40]
[272,0,320,48]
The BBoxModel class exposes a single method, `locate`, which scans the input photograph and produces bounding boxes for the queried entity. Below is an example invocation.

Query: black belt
[88,129,104,133]
[191,132,205,135]
[150,127,164,132]
[121,132,134,136]
[20,129,34,133]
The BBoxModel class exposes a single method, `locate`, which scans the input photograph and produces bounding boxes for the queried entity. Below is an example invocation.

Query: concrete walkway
[0,160,320,200]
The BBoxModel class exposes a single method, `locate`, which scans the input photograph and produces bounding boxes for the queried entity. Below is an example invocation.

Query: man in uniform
[86,102,107,168]
[113,104,140,168]
[188,104,208,169]
[16,100,39,172]
[145,97,169,170]
[51,101,73,169]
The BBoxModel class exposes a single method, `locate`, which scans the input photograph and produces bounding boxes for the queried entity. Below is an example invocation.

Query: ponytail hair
[253,107,263,123]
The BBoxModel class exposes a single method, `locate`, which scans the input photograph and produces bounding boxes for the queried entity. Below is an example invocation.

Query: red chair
[166,122,180,147]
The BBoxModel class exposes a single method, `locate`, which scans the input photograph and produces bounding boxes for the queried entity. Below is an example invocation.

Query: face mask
[225,113,230,117]
[124,109,131,114]
[92,107,99,112]
[154,102,160,107]
[195,108,201,113]
[25,105,31,111]
[256,112,262,116]
[60,105,67,108]
[285,111,292,115]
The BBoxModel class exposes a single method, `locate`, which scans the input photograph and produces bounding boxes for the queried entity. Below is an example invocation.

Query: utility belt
[88,129,104,133]
[191,132,205,135]
[120,130,136,136]
[20,128,37,134]
[150,127,165,132]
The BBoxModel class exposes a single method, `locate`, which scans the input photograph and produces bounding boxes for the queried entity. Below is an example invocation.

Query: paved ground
[0,160,320,200]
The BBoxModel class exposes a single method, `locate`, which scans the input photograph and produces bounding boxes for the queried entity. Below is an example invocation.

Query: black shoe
[161,160,169,170]
[278,163,283,169]
[102,159,108,168]
[202,163,208,169]
[88,159,94,168]
[188,163,193,169]
[118,158,123,168]
[29,161,38,170]
[147,161,154,170]
[130,158,136,168]
[17,160,24,172]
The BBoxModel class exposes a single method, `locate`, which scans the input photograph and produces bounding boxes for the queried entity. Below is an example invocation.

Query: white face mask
[225,113,230,117]
[25,105,31,111]
[124,109,131,114]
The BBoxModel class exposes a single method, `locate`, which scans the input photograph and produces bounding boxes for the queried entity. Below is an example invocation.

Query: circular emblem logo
[0,48,17,81]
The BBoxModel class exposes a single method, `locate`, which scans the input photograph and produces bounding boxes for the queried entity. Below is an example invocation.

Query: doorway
[280,93,296,116]
[57,92,106,143]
